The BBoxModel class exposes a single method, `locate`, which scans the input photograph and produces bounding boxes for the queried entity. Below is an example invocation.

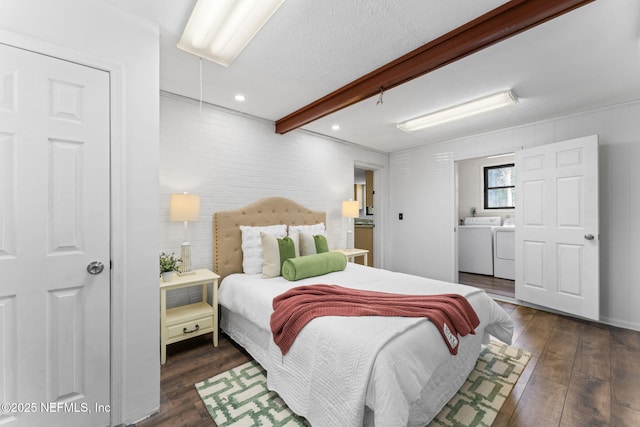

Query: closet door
[0,43,111,426]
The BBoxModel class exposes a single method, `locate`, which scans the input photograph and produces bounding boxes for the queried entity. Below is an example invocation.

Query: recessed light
[235,94,246,102]
[332,124,340,131]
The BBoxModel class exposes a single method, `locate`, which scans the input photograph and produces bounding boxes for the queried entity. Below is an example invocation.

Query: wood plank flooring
[135,303,640,427]
[459,272,515,298]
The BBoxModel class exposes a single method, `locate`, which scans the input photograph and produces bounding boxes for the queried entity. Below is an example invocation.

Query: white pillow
[288,223,325,256]
[288,223,325,236]
[239,224,287,274]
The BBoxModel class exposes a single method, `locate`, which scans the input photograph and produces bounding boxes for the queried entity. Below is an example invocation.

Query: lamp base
[178,242,194,275]
[346,230,354,250]
[177,270,196,276]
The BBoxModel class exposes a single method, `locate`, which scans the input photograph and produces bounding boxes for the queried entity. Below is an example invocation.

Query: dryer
[493,217,515,280]
[458,216,501,276]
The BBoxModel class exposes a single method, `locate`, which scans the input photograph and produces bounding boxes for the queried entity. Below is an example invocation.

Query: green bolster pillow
[282,252,347,281]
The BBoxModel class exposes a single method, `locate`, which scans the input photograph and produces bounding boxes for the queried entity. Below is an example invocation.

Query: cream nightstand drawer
[166,315,213,341]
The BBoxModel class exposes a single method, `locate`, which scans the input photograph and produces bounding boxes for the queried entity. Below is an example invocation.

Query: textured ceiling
[107,0,640,153]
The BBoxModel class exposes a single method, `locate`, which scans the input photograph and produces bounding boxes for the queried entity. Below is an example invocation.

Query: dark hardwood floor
[136,303,640,427]
[459,272,515,298]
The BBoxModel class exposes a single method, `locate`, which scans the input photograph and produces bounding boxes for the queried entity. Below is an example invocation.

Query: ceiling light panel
[178,0,285,67]
[397,90,518,132]
[486,152,515,159]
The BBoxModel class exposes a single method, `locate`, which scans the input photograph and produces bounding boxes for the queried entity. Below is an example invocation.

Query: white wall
[388,145,455,279]
[159,92,389,306]
[457,154,515,224]
[389,100,640,331]
[0,1,160,424]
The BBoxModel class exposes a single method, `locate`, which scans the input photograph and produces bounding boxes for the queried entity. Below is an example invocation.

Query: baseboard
[599,315,640,333]
[486,293,640,333]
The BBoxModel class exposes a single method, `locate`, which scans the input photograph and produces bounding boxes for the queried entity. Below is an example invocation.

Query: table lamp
[170,193,200,274]
[342,200,359,249]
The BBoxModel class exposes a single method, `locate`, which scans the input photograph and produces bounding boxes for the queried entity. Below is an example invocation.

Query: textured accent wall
[159,92,388,307]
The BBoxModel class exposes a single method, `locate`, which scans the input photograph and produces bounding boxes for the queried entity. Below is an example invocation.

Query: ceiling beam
[275,0,594,134]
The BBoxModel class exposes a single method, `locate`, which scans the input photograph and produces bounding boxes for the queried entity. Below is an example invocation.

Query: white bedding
[219,263,514,426]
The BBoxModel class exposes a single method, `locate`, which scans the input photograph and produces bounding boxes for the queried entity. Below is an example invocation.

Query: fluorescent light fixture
[178,0,286,67]
[234,94,246,102]
[397,90,518,132]
[487,152,515,159]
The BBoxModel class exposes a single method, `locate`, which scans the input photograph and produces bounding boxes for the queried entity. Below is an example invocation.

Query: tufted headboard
[213,197,326,281]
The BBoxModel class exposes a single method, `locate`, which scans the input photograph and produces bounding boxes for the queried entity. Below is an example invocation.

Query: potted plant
[159,252,181,282]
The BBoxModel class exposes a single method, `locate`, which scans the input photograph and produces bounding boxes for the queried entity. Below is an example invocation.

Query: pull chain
[376,87,384,105]
[199,57,203,112]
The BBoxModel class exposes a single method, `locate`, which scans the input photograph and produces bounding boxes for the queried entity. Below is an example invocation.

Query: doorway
[456,154,515,298]
[353,167,375,266]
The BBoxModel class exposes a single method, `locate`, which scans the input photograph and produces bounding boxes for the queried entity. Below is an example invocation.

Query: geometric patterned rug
[196,360,306,427]
[429,341,530,426]
[195,341,531,427]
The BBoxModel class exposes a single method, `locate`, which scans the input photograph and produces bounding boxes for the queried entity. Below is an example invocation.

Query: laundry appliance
[493,217,515,280]
[458,216,501,276]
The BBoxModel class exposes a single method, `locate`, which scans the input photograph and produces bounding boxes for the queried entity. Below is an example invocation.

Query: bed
[214,197,514,427]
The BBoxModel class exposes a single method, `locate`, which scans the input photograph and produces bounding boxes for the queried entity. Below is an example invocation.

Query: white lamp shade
[342,200,359,218]
[170,194,200,222]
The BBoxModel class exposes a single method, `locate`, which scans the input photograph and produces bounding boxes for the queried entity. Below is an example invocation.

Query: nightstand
[159,268,219,365]
[333,248,369,266]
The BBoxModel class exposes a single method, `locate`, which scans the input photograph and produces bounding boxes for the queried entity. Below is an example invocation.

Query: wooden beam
[275,0,594,134]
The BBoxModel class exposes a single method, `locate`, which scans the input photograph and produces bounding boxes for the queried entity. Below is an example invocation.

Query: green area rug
[195,341,530,427]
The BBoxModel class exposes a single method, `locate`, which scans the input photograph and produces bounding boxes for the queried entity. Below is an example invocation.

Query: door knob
[87,261,105,275]
[584,234,595,241]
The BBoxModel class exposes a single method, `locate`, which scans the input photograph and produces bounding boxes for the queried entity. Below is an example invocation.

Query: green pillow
[277,236,296,270]
[313,234,329,253]
[282,252,347,281]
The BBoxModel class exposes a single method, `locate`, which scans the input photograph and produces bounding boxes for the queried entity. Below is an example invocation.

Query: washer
[493,218,515,280]
[458,216,501,276]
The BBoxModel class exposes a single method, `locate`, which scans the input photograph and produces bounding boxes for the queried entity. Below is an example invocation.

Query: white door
[515,135,599,320]
[0,43,110,426]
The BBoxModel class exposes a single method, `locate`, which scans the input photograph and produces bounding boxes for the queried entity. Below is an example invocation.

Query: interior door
[515,135,599,320]
[0,43,110,426]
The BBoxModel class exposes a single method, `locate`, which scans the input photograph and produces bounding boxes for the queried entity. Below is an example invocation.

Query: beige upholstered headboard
[214,197,326,281]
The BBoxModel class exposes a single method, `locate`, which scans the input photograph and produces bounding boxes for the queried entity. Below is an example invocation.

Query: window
[484,163,515,209]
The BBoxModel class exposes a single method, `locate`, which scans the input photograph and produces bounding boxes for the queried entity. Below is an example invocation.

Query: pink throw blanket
[270,284,480,356]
